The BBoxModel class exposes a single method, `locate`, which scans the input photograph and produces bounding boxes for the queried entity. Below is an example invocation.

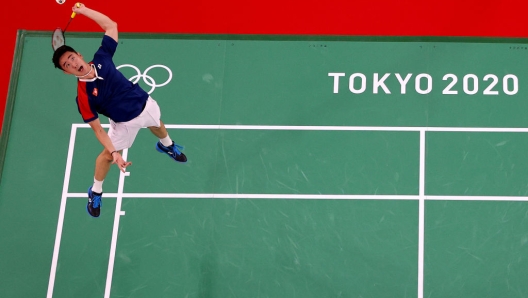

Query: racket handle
[71,3,81,18]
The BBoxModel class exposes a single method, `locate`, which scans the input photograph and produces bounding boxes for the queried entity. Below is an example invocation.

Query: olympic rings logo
[116,64,173,94]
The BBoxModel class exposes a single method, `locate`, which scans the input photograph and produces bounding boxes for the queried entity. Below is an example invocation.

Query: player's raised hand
[72,2,85,15]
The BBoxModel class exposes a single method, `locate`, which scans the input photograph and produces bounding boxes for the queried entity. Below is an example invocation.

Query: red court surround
[1,0,527,132]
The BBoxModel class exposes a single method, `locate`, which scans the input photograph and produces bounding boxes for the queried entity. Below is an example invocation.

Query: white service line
[418,130,426,298]
[75,123,528,133]
[47,125,77,298]
[425,195,528,201]
[164,124,528,133]
[104,149,129,298]
[63,193,528,201]
[64,193,421,200]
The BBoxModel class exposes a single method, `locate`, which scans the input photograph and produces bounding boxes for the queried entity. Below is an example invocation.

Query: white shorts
[108,97,161,151]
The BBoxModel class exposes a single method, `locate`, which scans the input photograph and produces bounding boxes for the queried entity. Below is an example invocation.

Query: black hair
[52,45,77,70]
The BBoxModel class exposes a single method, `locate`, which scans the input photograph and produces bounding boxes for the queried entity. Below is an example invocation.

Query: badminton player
[51,3,187,217]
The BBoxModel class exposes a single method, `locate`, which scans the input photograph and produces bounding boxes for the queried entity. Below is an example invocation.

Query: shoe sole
[86,204,100,218]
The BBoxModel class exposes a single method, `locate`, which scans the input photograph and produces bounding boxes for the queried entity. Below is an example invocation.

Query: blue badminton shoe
[156,141,187,162]
[87,186,102,218]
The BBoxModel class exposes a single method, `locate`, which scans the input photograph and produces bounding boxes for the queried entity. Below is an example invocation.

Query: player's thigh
[143,97,161,127]
[108,120,141,150]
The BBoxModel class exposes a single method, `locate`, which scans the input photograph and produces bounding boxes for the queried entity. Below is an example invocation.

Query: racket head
[52,28,65,51]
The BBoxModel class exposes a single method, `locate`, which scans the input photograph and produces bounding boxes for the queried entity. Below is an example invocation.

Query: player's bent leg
[149,121,188,163]
[148,120,168,139]
[87,149,113,217]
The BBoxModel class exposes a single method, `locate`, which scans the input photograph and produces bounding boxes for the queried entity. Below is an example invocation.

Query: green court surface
[2,31,528,297]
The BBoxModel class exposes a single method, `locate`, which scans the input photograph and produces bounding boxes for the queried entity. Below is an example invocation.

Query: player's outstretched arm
[72,3,118,42]
[88,119,131,172]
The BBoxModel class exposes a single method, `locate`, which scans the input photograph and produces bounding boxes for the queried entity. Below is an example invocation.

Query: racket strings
[52,28,65,51]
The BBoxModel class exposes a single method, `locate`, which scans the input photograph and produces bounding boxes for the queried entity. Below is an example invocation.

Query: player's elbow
[108,21,118,31]
[102,20,117,32]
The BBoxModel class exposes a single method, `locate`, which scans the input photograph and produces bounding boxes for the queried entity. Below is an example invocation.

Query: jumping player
[52,3,187,217]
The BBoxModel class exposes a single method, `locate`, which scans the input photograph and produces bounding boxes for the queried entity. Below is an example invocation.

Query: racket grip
[70,3,81,18]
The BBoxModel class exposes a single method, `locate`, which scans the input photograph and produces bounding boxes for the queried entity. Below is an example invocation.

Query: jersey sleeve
[76,81,98,123]
[95,35,118,58]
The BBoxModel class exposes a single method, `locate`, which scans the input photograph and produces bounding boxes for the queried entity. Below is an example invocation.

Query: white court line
[425,195,528,201]
[47,125,77,298]
[104,149,129,298]
[77,123,528,133]
[64,193,420,199]
[418,130,425,298]
[165,125,528,133]
[62,193,528,201]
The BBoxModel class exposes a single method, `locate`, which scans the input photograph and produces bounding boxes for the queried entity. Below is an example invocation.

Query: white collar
[77,64,104,82]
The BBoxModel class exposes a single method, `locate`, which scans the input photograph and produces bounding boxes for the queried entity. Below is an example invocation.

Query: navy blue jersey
[76,35,148,123]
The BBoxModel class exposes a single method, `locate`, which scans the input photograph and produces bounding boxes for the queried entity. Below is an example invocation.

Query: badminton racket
[52,2,81,51]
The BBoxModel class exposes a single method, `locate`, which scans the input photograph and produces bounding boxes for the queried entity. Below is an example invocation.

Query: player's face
[59,51,91,76]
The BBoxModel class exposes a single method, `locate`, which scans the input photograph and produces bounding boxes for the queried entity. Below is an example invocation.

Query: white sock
[160,135,173,147]
[92,178,104,193]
